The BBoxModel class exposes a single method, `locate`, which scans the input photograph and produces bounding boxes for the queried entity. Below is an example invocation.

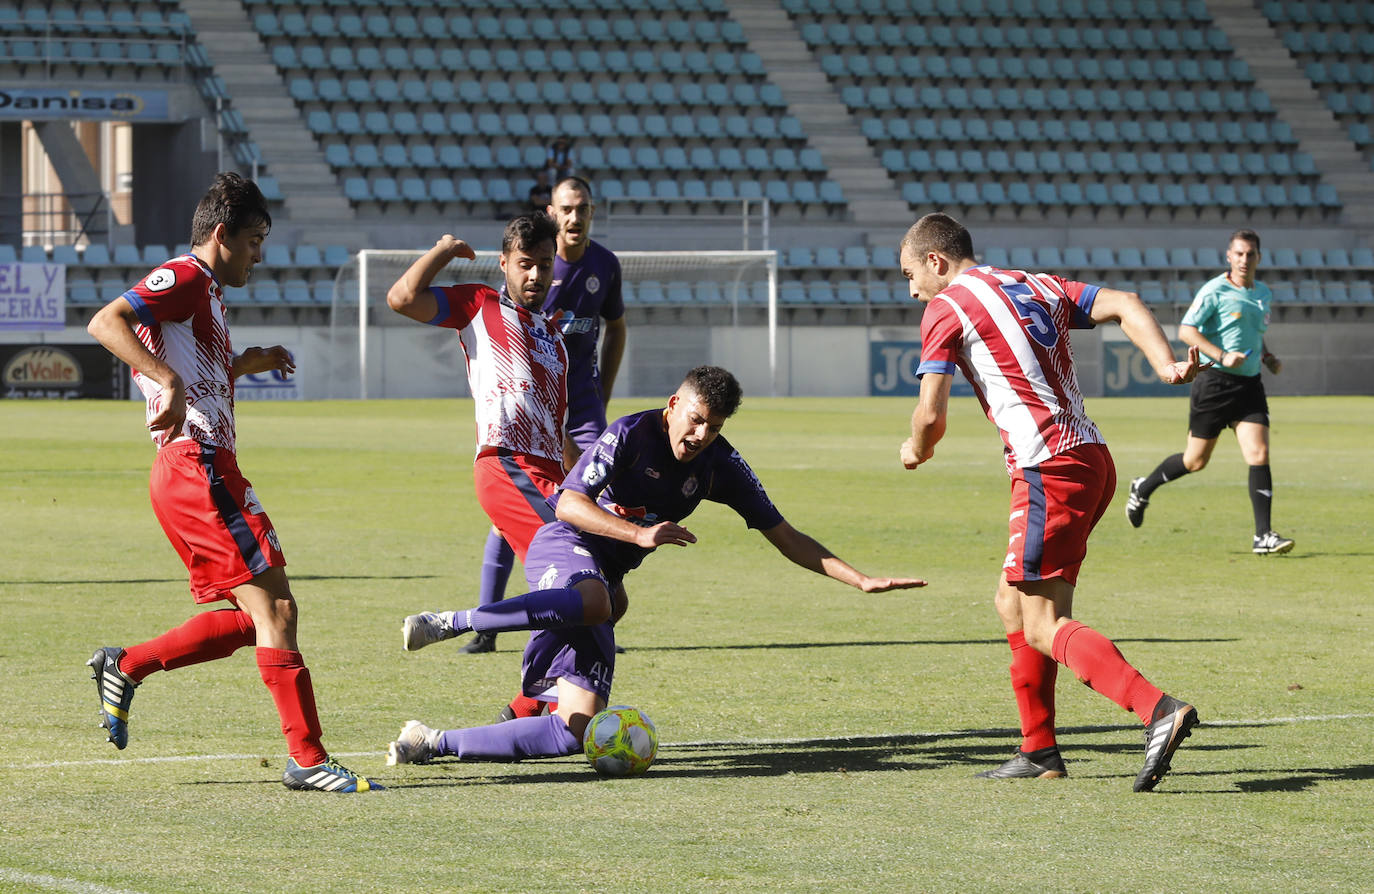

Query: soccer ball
[582,705,658,777]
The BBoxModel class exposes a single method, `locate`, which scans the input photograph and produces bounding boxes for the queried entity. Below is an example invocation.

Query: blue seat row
[805,21,1225,53]
[822,52,1248,85]
[881,147,1316,179]
[845,83,1270,115]
[785,0,1211,22]
[1,243,350,270]
[865,115,1295,148]
[901,179,1341,211]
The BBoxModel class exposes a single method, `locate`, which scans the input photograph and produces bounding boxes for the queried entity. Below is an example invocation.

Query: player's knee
[1183,454,1209,472]
[582,592,612,625]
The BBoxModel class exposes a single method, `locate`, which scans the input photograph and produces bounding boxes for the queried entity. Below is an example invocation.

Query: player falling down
[83,172,378,792]
[387,366,925,765]
[898,212,1201,791]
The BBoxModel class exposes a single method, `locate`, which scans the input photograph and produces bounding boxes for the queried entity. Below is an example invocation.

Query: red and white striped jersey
[123,254,237,453]
[916,265,1104,470]
[428,283,568,463]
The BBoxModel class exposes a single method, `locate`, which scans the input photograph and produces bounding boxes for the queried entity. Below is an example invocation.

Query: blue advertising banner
[0,86,170,120]
[1102,339,1191,396]
[870,340,973,397]
[0,263,65,331]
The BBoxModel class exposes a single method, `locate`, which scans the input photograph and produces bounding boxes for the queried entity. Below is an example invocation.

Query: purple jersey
[549,407,784,580]
[544,241,623,418]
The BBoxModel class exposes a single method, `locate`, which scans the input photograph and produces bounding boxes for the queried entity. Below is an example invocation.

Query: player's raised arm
[901,370,952,469]
[1090,287,1201,384]
[554,489,697,549]
[386,234,476,322]
[760,520,926,591]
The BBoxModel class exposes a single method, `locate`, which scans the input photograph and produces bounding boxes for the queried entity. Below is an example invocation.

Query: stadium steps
[1209,0,1374,230]
[729,0,911,231]
[176,0,364,246]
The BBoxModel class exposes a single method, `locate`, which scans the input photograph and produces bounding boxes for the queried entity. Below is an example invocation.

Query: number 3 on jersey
[998,282,1059,349]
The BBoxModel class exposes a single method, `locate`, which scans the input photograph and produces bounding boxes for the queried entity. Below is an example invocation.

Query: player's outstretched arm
[1091,288,1201,384]
[87,297,185,437]
[231,345,295,379]
[901,371,951,469]
[386,235,476,322]
[760,520,927,591]
[555,490,697,549]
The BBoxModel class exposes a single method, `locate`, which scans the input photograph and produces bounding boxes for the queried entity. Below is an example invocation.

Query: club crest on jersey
[145,268,176,292]
[645,468,660,479]
[539,565,561,589]
[243,486,265,515]
[681,476,698,497]
[586,275,601,294]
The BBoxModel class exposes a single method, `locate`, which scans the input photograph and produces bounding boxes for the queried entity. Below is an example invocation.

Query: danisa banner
[0,86,170,120]
[0,263,65,331]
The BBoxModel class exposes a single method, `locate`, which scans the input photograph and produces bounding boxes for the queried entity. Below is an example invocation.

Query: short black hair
[900,212,975,264]
[552,176,594,201]
[1229,228,1261,252]
[501,211,558,255]
[190,172,271,247]
[681,365,743,418]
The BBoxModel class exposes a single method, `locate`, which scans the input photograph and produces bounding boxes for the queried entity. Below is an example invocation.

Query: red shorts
[1003,442,1115,587]
[149,441,286,603]
[473,448,563,560]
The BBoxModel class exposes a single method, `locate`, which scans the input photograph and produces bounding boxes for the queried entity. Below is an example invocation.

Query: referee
[1126,229,1293,555]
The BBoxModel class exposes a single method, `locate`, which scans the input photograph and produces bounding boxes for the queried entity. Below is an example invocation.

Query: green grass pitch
[1,395,1371,893]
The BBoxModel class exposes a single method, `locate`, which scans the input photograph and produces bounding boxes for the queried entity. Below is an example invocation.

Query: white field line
[7,712,1373,771]
[0,868,146,894]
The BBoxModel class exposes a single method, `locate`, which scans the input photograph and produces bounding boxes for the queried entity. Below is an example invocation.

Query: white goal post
[330,249,779,400]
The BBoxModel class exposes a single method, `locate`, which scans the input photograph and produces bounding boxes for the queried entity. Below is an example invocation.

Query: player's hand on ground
[436,234,476,262]
[899,438,927,469]
[1159,345,1203,384]
[859,576,928,592]
[637,520,696,548]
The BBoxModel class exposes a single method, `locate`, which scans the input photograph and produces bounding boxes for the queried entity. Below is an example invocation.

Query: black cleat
[1125,477,1149,528]
[494,704,518,723]
[87,647,138,750]
[459,632,497,653]
[1252,531,1294,555]
[976,745,1067,779]
[1135,694,1198,792]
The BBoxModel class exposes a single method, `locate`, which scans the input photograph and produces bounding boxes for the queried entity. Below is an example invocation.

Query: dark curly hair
[681,365,743,418]
[190,172,271,247]
[501,211,558,255]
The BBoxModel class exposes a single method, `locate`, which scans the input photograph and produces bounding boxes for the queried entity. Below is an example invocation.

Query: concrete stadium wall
[7,316,1371,402]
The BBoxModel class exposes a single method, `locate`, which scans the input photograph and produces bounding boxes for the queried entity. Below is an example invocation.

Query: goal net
[327,249,779,399]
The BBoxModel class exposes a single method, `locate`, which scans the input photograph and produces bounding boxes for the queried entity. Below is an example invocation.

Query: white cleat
[402,611,456,651]
[387,720,440,765]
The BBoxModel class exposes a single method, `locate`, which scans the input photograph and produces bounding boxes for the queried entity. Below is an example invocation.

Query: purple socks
[436,713,580,760]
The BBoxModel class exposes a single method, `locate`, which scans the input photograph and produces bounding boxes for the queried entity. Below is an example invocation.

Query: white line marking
[0,868,147,894]
[12,713,1372,770]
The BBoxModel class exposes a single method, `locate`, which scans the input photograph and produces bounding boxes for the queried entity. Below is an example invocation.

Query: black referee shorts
[1188,367,1268,439]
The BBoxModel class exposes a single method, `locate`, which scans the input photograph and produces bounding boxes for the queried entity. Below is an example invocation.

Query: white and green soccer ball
[582,705,658,777]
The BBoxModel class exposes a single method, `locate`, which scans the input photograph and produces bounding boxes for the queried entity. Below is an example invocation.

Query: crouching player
[387,366,926,764]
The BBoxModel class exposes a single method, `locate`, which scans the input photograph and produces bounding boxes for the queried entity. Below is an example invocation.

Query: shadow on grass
[637,636,1237,653]
[1234,764,1374,792]
[373,724,1243,789]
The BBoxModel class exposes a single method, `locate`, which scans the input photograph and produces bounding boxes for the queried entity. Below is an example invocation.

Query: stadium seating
[795,0,1335,225]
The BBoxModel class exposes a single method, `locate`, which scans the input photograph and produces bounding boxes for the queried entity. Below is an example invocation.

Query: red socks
[256,647,328,767]
[507,694,549,718]
[119,609,256,682]
[1007,631,1058,752]
[1051,621,1163,724]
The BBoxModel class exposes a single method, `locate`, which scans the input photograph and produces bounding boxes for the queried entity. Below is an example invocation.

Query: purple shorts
[566,389,609,452]
[521,521,618,701]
